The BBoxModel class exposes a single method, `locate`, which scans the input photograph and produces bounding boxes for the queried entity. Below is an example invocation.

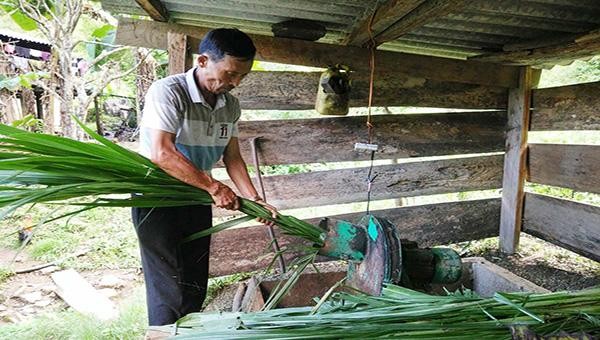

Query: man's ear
[197,54,209,68]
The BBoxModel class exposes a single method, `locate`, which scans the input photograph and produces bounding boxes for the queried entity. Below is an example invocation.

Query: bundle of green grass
[158,284,600,339]
[0,121,324,246]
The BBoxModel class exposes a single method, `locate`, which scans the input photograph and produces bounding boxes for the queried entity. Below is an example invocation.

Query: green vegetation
[159,284,600,339]
[539,56,600,88]
[0,288,146,340]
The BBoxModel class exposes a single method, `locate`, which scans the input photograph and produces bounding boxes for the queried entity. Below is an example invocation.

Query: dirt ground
[0,248,143,325]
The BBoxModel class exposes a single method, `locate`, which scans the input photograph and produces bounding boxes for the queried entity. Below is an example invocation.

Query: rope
[366,12,377,144]
[365,12,378,214]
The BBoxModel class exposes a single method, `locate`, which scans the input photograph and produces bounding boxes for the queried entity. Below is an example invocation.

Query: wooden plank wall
[232,71,508,110]
[522,194,600,262]
[522,81,600,261]
[206,112,507,275]
[211,199,501,276]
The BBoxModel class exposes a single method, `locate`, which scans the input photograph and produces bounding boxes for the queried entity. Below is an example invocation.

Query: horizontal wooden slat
[523,193,600,262]
[531,81,600,131]
[528,144,600,194]
[227,112,507,167]
[116,17,520,88]
[232,71,508,110]
[223,155,503,211]
[209,198,501,276]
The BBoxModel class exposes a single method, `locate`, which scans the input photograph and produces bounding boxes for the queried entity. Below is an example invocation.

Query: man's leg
[132,205,212,326]
[176,204,212,316]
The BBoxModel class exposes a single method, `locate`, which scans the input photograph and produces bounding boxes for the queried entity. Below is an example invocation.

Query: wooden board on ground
[522,193,600,262]
[528,144,600,194]
[215,112,507,167]
[531,81,600,131]
[51,269,118,320]
[221,155,503,211]
[209,198,500,277]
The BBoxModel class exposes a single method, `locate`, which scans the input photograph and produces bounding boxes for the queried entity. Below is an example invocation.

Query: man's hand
[254,198,278,227]
[210,182,240,210]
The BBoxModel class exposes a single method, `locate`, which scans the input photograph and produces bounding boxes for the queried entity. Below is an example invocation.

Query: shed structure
[100,0,600,276]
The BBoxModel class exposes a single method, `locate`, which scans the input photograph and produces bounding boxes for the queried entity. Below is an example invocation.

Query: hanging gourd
[315,65,351,116]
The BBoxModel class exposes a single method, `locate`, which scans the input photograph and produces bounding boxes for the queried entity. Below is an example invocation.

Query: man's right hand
[209,182,240,210]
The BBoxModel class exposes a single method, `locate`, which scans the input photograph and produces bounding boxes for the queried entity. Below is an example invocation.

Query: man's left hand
[254,198,278,227]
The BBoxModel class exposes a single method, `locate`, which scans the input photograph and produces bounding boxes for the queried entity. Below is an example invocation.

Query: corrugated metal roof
[100,0,600,66]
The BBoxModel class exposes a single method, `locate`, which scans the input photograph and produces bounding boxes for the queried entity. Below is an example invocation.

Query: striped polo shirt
[140,67,241,171]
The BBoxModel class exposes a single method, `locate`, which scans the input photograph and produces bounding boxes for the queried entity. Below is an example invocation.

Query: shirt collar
[185,67,227,110]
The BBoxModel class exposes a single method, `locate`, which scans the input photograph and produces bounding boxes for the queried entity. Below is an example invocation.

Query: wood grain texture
[220,112,507,167]
[469,30,600,66]
[209,198,501,276]
[531,81,600,131]
[528,144,600,194]
[167,32,192,75]
[222,155,503,211]
[232,71,508,109]
[373,0,468,46]
[344,0,424,46]
[523,193,600,262]
[499,67,533,254]
[116,17,519,88]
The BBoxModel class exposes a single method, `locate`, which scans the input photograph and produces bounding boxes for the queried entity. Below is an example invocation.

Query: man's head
[196,28,256,95]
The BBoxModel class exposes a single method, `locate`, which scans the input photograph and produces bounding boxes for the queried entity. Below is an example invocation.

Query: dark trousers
[132,204,212,326]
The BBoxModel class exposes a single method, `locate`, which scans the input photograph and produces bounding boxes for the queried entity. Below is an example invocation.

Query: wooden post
[499,67,535,254]
[167,32,193,75]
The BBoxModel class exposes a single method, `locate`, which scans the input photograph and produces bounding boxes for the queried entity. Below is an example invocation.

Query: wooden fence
[523,82,600,262]
[206,74,599,277]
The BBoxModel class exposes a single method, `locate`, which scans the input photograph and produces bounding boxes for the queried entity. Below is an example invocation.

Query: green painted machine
[318,215,462,295]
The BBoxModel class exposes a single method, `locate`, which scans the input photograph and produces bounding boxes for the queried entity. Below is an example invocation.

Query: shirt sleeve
[141,82,182,134]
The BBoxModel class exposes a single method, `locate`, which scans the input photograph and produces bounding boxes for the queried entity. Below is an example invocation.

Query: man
[133,28,277,327]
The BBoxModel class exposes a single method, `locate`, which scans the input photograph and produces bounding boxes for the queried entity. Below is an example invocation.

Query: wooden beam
[232,71,508,110]
[167,32,193,75]
[469,29,600,66]
[528,144,600,194]
[116,17,520,88]
[373,0,469,46]
[209,198,501,276]
[220,112,507,167]
[531,81,600,131]
[344,0,424,46]
[470,1,600,24]
[222,155,503,211]
[134,0,169,22]
[499,67,534,254]
[523,193,600,262]
[502,33,582,52]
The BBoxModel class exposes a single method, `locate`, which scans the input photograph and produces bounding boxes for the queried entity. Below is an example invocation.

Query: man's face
[197,54,252,94]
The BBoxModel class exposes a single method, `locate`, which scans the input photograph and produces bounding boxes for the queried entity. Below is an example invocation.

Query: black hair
[199,28,256,61]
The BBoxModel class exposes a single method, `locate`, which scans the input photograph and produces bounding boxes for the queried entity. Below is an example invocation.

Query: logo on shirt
[219,123,229,139]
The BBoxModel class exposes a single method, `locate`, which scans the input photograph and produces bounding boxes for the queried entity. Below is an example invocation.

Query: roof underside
[100,0,600,67]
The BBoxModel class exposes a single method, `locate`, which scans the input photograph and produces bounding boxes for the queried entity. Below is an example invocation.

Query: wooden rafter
[344,0,424,47]
[470,28,600,66]
[372,0,468,46]
[115,17,520,88]
[135,0,169,22]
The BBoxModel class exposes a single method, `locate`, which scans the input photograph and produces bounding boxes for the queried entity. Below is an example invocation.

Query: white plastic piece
[354,142,379,152]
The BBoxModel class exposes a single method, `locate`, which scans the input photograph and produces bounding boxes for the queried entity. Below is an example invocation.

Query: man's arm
[223,137,278,221]
[148,128,239,210]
